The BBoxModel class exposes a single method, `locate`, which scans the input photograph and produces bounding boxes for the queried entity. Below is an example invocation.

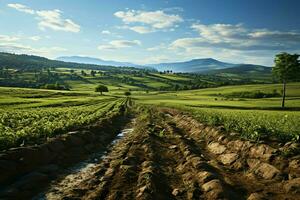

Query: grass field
[135,82,300,141]
[0,86,128,150]
[1,81,300,150]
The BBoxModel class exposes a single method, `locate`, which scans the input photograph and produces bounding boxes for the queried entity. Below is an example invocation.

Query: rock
[228,140,244,151]
[289,159,300,169]
[247,192,265,200]
[183,150,192,157]
[218,153,239,165]
[228,140,253,152]
[217,135,226,142]
[136,185,150,198]
[202,179,223,192]
[172,188,182,196]
[207,142,226,155]
[197,171,216,183]
[247,159,261,170]
[249,144,276,161]
[206,189,224,200]
[169,145,177,150]
[190,157,207,169]
[284,178,300,194]
[254,163,281,180]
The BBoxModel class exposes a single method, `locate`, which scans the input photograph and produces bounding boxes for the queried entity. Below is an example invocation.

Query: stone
[247,159,261,170]
[207,142,226,155]
[249,144,276,161]
[169,145,177,150]
[172,188,181,196]
[284,178,300,194]
[197,171,215,183]
[202,179,223,192]
[289,159,300,169]
[206,189,224,200]
[247,193,265,200]
[254,163,281,180]
[218,153,239,165]
[190,157,206,169]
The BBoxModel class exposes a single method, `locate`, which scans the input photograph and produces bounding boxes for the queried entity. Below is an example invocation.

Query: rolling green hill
[205,64,273,81]
[0,52,279,93]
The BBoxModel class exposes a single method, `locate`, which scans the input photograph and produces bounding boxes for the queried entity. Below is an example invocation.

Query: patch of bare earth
[9,107,300,200]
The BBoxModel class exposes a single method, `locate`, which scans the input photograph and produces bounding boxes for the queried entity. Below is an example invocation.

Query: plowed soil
[33,107,300,200]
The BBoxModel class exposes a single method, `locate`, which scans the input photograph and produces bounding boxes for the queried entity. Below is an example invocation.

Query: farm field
[1,0,300,199]
[1,78,300,199]
[0,55,300,199]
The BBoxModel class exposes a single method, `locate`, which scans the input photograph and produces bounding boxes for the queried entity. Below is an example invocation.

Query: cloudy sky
[0,0,299,65]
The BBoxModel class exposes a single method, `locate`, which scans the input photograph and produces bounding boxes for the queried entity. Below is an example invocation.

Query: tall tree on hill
[272,52,300,108]
[95,85,108,95]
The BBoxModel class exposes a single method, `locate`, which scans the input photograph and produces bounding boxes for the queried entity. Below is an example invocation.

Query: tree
[90,70,96,77]
[272,52,300,108]
[95,85,108,95]
[124,91,131,97]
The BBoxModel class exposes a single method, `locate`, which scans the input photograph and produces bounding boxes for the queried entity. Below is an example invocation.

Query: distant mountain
[0,52,142,72]
[205,64,272,81]
[57,56,141,68]
[148,58,236,73]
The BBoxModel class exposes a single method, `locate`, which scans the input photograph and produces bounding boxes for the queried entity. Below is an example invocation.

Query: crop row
[0,98,126,150]
[178,106,300,142]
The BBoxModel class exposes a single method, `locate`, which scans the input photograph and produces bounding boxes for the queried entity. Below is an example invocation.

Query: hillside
[206,64,273,81]
[0,52,274,91]
[0,52,138,72]
[148,58,236,72]
[57,56,140,68]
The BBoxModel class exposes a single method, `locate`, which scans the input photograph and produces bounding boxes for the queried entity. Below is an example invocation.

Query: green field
[134,82,300,141]
[1,81,300,150]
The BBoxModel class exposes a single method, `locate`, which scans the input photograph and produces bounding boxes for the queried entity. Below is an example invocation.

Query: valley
[0,53,299,200]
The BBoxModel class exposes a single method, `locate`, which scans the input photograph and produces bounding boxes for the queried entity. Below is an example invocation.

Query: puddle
[34,125,134,200]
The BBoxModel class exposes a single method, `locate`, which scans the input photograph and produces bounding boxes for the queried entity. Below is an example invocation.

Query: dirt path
[6,107,300,200]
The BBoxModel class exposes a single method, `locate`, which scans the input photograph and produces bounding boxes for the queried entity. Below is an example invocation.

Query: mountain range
[57,56,140,68]
[57,56,270,73]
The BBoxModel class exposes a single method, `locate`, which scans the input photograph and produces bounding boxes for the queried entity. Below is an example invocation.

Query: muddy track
[2,106,300,200]
[35,108,300,200]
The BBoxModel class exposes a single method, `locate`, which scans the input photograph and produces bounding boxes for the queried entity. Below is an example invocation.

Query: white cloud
[101,30,111,34]
[0,34,20,42]
[36,9,80,32]
[29,36,41,41]
[147,43,168,51]
[114,10,183,33]
[7,3,34,14]
[171,23,300,51]
[98,39,141,50]
[128,26,154,34]
[7,4,80,32]
[0,42,66,57]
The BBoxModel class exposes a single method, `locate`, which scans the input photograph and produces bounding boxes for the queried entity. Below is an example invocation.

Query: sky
[0,0,300,66]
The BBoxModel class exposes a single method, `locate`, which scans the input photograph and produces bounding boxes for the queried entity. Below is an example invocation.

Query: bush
[223,90,281,99]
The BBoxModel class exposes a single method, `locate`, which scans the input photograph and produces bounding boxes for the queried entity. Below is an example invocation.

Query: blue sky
[0,0,299,65]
